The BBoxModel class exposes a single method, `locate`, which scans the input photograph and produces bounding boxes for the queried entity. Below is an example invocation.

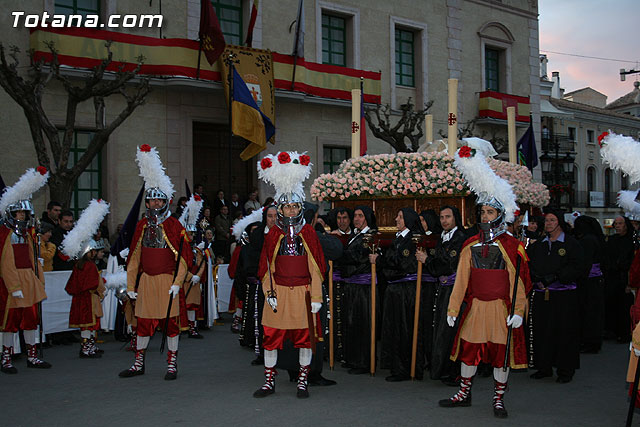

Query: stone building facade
[0,0,540,230]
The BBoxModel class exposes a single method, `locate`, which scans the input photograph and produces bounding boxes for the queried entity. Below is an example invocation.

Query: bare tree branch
[364,98,433,152]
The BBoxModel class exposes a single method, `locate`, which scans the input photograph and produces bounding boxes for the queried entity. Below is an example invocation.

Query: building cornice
[464,0,537,19]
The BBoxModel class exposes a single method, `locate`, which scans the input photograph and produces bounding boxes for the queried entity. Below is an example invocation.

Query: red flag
[199,0,225,65]
[245,0,259,47]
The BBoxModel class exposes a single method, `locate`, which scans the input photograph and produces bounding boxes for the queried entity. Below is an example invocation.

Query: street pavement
[0,316,633,426]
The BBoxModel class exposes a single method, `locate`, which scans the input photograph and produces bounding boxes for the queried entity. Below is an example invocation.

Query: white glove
[191,275,200,284]
[127,291,137,300]
[631,343,640,357]
[11,290,24,299]
[197,242,205,250]
[119,248,130,259]
[169,285,180,298]
[506,314,523,328]
[38,258,44,266]
[267,296,278,311]
[311,302,322,313]
[447,315,456,327]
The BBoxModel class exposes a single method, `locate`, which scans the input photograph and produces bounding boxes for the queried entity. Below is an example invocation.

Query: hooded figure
[526,209,584,384]
[373,207,426,381]
[420,209,443,236]
[573,216,605,354]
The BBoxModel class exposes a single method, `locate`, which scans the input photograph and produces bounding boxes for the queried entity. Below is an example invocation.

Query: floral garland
[310,151,550,207]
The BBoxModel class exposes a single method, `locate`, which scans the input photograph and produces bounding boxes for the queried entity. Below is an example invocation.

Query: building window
[55,0,100,16]
[586,129,595,144]
[587,166,595,192]
[568,127,576,142]
[323,146,349,174]
[212,0,243,45]
[604,168,611,205]
[322,14,346,67]
[65,130,102,219]
[622,172,629,190]
[395,29,414,87]
[485,47,500,92]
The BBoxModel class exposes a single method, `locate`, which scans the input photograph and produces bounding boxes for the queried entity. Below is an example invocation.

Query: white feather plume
[0,168,49,213]
[257,152,312,200]
[178,195,204,229]
[600,131,640,184]
[617,190,640,215]
[232,207,264,242]
[102,271,128,291]
[454,147,519,222]
[462,137,498,157]
[135,146,175,199]
[61,199,110,259]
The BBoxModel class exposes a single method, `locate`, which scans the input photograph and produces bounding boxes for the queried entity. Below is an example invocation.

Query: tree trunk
[47,173,75,210]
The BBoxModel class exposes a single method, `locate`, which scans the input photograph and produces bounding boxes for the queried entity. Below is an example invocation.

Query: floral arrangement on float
[310,150,550,208]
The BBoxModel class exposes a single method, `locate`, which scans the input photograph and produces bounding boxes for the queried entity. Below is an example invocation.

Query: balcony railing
[541,134,575,153]
[571,191,618,209]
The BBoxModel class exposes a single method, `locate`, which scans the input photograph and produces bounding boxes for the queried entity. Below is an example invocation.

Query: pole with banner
[447,79,458,156]
[507,106,517,163]
[351,88,361,158]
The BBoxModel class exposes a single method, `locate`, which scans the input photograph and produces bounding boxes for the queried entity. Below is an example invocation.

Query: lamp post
[540,140,575,209]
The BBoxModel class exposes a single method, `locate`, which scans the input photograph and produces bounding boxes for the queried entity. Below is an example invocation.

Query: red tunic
[65,261,103,329]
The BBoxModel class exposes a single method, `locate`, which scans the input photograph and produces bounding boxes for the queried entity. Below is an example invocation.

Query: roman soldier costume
[253,151,325,399]
[178,194,206,339]
[62,199,110,358]
[119,145,190,380]
[439,146,530,418]
[0,167,51,373]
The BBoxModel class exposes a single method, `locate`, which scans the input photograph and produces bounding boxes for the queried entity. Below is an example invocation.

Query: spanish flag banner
[29,27,381,103]
[229,66,276,161]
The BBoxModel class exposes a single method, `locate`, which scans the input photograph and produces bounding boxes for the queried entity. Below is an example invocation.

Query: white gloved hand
[12,290,24,299]
[127,291,137,300]
[197,242,205,250]
[38,257,44,266]
[169,285,180,298]
[631,343,640,357]
[191,275,200,284]
[311,302,322,313]
[267,296,278,311]
[447,315,456,327]
[119,248,130,259]
[506,314,523,328]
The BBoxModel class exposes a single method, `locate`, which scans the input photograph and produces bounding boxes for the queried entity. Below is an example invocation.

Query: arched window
[604,168,611,205]
[587,166,596,192]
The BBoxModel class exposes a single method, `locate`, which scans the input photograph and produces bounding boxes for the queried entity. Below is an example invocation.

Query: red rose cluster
[194,195,202,201]
[299,154,310,166]
[260,158,272,170]
[140,144,152,152]
[278,152,291,164]
[36,166,47,175]
[458,146,473,158]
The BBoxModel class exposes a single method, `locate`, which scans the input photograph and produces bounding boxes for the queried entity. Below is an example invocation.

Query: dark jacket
[424,227,466,278]
[527,233,584,286]
[379,232,417,282]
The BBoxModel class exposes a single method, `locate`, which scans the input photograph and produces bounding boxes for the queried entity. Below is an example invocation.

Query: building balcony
[571,190,618,209]
[29,27,382,104]
[541,133,575,153]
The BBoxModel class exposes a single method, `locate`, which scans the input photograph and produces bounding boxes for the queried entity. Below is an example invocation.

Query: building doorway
[192,121,257,209]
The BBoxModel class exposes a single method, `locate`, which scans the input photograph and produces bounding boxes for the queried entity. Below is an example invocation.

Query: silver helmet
[79,237,105,258]
[276,192,304,230]
[3,199,35,235]
[145,187,170,224]
[477,195,507,242]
